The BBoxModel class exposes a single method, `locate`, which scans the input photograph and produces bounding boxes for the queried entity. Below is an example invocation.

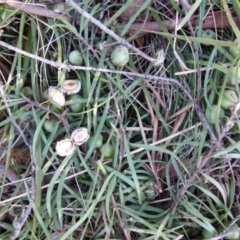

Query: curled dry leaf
[55,138,75,156]
[61,80,81,95]
[71,127,89,146]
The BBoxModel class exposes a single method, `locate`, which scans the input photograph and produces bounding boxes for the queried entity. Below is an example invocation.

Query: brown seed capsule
[61,80,81,95]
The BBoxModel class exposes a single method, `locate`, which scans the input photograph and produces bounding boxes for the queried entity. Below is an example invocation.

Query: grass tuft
[0,0,239,239]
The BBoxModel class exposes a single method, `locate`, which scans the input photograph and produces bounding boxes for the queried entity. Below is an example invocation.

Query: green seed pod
[202,29,215,39]
[144,180,155,200]
[69,50,83,65]
[110,45,129,66]
[230,39,240,58]
[201,29,216,46]
[100,143,114,158]
[43,118,58,133]
[201,229,217,239]
[87,134,103,149]
[220,90,239,109]
[228,66,240,85]
[218,223,240,240]
[67,94,84,112]
[205,105,225,124]
[22,87,33,98]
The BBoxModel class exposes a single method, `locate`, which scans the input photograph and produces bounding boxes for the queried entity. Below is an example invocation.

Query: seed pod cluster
[55,127,89,157]
[48,80,81,109]
[205,39,240,125]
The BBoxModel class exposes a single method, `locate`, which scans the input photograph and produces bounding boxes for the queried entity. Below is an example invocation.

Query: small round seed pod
[228,66,240,85]
[230,38,240,58]
[67,94,84,112]
[22,87,33,98]
[43,118,58,133]
[100,143,114,158]
[110,45,129,66]
[87,134,103,149]
[144,180,156,200]
[205,105,225,124]
[69,50,83,65]
[220,90,239,109]
[201,229,217,239]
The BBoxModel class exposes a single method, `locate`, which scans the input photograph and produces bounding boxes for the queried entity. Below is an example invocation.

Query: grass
[0,0,240,239]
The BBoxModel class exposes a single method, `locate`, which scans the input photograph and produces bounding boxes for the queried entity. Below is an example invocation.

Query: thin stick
[111,195,131,240]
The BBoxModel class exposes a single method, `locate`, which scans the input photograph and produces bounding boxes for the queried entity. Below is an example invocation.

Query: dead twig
[128,11,240,37]
[1,1,239,39]
[111,195,131,240]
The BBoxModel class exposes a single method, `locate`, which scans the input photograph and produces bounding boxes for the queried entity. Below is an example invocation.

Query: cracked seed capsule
[48,87,65,108]
[61,80,81,95]
[56,139,75,157]
[71,128,89,146]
